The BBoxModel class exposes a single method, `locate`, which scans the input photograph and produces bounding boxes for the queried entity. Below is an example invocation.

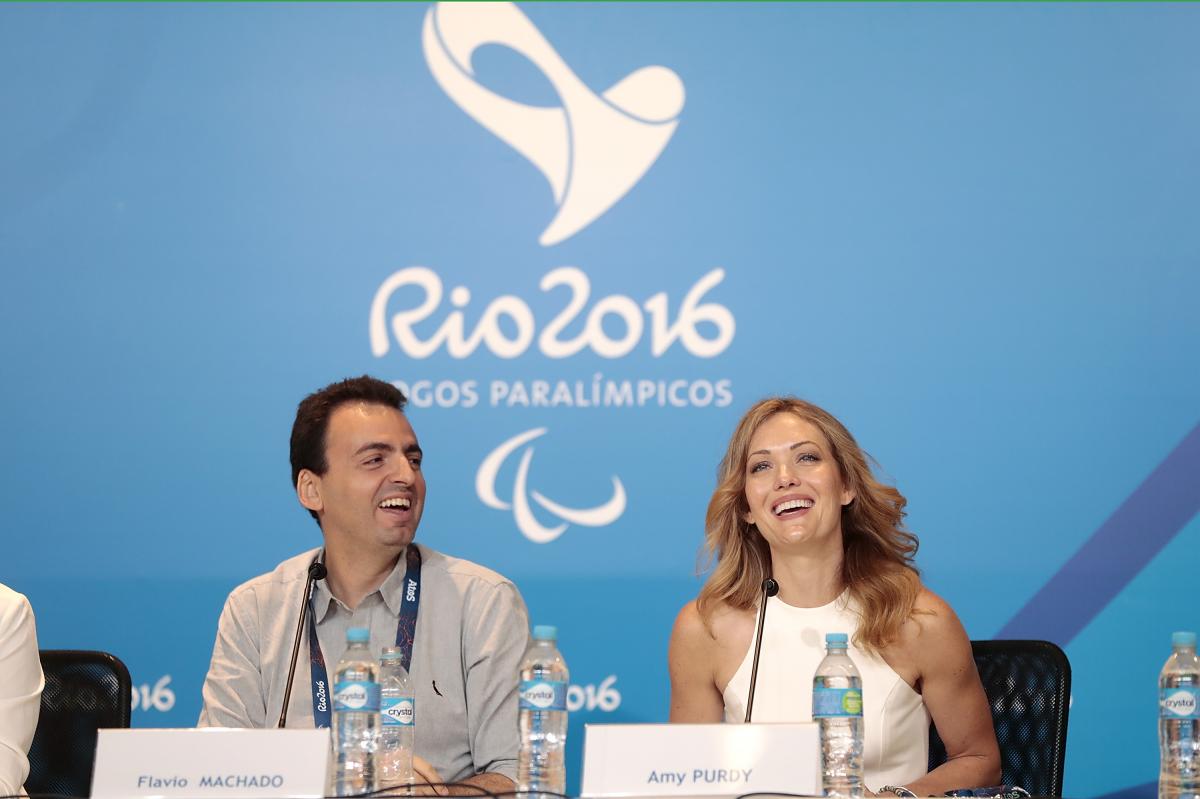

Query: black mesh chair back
[928,640,1071,797]
[27,650,132,797]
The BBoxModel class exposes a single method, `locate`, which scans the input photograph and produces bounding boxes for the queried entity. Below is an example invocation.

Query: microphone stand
[744,576,779,723]
[278,560,327,728]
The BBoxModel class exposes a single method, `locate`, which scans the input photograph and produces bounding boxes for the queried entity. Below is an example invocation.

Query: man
[199,376,529,796]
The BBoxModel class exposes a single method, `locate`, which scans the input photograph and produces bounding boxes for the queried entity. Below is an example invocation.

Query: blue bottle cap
[347,627,370,643]
[825,632,849,645]
[533,625,558,641]
[380,645,403,660]
[1173,631,1197,647]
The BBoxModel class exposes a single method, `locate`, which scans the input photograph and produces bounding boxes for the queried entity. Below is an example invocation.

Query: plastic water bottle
[813,632,864,798]
[332,627,380,797]
[1160,631,1200,799]
[378,646,415,792]
[518,625,569,795]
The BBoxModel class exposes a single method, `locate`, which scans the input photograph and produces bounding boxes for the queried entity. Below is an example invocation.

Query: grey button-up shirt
[198,544,530,783]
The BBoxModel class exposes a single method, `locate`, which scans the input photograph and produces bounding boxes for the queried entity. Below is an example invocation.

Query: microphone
[744,576,779,723]
[278,560,327,728]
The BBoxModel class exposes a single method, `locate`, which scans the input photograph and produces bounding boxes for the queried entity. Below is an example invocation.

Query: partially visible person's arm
[668,601,725,722]
[0,589,43,796]
[895,592,1000,797]
[198,592,267,728]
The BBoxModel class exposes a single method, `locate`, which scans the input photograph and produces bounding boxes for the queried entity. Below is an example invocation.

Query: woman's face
[741,412,855,552]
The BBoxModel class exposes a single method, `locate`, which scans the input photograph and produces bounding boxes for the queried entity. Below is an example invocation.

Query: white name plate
[92,728,330,799]
[581,722,820,797]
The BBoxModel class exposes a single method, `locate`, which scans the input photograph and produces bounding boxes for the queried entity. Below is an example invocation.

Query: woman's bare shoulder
[895,585,971,655]
[671,600,710,647]
[878,585,971,689]
[672,599,756,643]
[914,585,953,612]
[669,599,751,721]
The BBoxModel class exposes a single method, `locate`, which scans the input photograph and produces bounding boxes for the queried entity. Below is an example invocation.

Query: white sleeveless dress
[722,592,930,787]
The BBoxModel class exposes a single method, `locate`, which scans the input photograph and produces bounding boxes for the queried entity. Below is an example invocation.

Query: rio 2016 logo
[374,5,728,365]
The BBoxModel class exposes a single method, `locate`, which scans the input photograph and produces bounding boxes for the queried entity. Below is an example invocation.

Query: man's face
[298,402,426,556]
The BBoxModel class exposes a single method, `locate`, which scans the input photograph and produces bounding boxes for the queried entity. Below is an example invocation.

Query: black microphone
[278,560,327,728]
[744,576,779,723]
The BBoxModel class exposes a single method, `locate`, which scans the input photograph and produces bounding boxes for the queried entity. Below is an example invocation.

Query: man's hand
[406,757,515,797]
[411,755,449,796]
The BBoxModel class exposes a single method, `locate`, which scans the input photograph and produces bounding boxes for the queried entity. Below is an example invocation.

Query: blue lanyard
[306,545,422,728]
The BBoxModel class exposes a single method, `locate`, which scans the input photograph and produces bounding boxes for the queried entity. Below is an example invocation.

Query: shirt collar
[310,547,412,623]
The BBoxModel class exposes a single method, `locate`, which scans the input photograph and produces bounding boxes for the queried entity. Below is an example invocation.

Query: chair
[27,650,132,797]
[929,640,1071,797]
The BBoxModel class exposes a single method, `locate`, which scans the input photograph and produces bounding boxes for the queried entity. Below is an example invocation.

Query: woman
[669,398,1000,796]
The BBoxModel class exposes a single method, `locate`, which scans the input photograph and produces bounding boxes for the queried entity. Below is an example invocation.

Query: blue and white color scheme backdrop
[2,4,1198,797]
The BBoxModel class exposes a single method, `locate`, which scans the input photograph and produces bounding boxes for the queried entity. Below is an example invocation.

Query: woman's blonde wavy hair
[697,397,922,654]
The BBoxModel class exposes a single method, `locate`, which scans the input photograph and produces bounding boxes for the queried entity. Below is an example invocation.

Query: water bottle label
[812,686,863,718]
[334,680,380,712]
[382,697,415,726]
[1161,687,1200,718]
[519,679,567,711]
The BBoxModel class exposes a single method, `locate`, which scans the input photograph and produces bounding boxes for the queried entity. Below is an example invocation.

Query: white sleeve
[0,588,44,796]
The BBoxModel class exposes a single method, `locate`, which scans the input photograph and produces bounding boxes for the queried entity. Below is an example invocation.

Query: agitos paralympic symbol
[475,428,626,544]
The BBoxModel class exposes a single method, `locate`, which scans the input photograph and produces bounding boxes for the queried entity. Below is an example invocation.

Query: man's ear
[297,469,323,514]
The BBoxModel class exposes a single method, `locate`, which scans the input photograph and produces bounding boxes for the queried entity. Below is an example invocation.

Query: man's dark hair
[290,376,408,521]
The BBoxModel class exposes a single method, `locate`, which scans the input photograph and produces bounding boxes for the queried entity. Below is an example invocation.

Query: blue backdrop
[2,4,1198,797]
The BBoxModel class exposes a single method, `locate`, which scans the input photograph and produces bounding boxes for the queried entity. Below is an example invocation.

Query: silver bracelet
[879,787,917,798]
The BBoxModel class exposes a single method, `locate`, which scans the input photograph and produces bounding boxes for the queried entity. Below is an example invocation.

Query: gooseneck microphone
[744,576,779,723]
[278,560,327,728]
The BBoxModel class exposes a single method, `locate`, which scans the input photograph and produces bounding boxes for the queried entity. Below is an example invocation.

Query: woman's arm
[668,601,726,722]
[896,592,1001,797]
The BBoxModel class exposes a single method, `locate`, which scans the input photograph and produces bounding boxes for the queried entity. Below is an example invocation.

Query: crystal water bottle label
[519,679,567,710]
[812,686,863,718]
[334,680,381,712]
[1161,687,1200,718]
[382,697,415,726]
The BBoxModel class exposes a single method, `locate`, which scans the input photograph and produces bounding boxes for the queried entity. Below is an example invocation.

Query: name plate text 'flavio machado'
[92,728,330,799]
